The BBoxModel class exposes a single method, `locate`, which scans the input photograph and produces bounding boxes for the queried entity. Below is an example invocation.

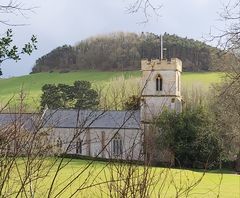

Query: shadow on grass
[191,168,237,175]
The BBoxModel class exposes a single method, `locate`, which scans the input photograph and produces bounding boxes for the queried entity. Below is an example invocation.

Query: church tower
[140,58,182,123]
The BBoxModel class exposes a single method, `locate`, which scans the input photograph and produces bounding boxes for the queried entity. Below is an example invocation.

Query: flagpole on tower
[160,34,163,60]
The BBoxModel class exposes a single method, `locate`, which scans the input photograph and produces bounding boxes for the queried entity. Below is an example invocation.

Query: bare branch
[126,0,162,23]
[0,0,37,26]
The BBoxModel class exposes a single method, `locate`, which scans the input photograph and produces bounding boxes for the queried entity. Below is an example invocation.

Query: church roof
[0,113,39,131]
[43,109,141,129]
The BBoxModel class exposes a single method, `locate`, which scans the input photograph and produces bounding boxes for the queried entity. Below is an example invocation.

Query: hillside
[32,32,230,73]
[0,71,223,111]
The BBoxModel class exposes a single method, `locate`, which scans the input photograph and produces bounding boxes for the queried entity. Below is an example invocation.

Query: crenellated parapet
[141,58,182,72]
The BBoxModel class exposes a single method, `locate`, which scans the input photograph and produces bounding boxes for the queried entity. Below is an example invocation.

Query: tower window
[156,74,163,91]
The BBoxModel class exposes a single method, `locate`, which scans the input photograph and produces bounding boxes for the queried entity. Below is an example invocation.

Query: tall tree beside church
[40,84,63,110]
[73,81,99,109]
[40,81,99,110]
[156,106,220,168]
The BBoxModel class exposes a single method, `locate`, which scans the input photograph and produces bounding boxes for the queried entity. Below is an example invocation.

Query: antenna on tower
[160,34,163,60]
[160,34,167,61]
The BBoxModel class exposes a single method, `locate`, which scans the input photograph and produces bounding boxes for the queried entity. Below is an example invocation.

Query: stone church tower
[140,58,182,164]
[140,58,182,123]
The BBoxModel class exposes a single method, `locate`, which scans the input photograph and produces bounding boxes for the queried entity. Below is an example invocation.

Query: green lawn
[0,71,224,111]
[8,158,239,197]
[182,72,224,89]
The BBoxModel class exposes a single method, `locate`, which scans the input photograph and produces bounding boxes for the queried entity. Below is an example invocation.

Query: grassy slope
[0,71,223,109]
[21,159,238,197]
[182,72,223,88]
[0,71,139,97]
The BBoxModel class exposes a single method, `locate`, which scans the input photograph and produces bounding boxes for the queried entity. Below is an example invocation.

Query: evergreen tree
[156,106,220,168]
[40,84,62,110]
[73,81,99,109]
[40,81,99,110]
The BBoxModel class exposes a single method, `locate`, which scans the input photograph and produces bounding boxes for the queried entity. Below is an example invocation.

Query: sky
[0,0,225,78]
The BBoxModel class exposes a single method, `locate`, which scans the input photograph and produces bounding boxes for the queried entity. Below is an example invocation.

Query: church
[42,58,182,163]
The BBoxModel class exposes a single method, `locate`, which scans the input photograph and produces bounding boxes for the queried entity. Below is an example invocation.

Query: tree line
[32,32,231,73]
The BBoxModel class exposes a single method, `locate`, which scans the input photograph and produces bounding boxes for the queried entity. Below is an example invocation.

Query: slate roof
[0,113,39,131]
[43,109,141,129]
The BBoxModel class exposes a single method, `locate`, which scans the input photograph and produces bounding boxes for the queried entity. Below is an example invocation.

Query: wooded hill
[32,32,229,73]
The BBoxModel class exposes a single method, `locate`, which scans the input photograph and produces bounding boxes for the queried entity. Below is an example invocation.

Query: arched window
[112,133,123,156]
[76,138,82,154]
[156,74,163,91]
[56,138,62,148]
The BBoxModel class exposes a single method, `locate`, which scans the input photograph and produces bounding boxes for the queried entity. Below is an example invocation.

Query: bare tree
[209,0,240,171]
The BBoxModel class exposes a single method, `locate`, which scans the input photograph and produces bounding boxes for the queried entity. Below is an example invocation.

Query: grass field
[61,159,239,198]
[8,158,239,197]
[0,71,224,110]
